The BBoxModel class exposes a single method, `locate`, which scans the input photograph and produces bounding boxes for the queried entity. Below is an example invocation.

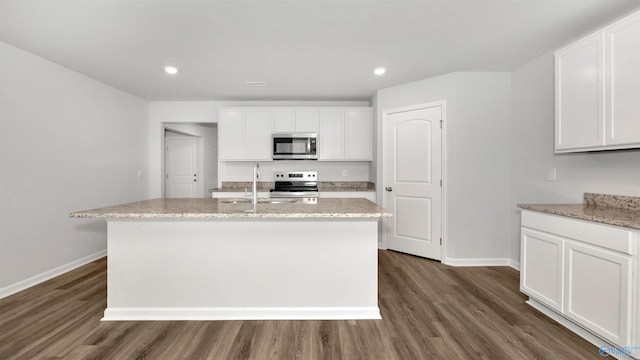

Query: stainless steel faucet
[252,162,260,205]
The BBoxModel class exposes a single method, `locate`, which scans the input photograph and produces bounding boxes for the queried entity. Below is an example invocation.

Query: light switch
[548,168,557,181]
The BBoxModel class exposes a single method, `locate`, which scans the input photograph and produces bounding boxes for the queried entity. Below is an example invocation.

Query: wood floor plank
[0,251,603,359]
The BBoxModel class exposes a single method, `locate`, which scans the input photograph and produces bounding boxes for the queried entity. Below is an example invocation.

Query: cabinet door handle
[385,187,393,192]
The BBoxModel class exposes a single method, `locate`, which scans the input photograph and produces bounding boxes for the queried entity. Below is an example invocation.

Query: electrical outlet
[342,169,348,177]
[137,169,144,178]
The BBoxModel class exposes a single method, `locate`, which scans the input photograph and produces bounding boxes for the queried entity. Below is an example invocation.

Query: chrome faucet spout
[252,163,260,205]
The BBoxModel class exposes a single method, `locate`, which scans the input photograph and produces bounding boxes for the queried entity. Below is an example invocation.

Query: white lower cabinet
[521,210,638,356]
[521,228,564,312]
[564,240,632,346]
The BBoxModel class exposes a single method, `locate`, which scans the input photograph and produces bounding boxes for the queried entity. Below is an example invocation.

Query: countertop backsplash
[210,181,376,193]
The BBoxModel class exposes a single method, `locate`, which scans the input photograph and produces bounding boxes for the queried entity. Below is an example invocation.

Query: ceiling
[1,0,639,101]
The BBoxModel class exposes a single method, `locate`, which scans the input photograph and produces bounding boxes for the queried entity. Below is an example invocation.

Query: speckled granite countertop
[518,193,640,230]
[209,181,375,193]
[70,198,392,219]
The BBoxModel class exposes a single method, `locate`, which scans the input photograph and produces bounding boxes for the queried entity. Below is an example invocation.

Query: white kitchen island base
[103,218,380,321]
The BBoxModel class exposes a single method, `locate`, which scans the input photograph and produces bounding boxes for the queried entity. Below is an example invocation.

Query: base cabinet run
[521,210,639,358]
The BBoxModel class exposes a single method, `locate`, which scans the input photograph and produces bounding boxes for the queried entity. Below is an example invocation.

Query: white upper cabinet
[219,108,272,161]
[605,11,640,147]
[555,10,640,152]
[272,109,295,133]
[245,109,273,161]
[318,109,345,160]
[272,108,318,133]
[220,106,371,162]
[318,108,372,161]
[345,108,372,160]
[294,108,319,132]
[555,32,604,151]
[218,108,245,160]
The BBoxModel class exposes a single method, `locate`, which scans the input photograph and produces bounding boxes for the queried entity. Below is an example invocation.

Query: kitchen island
[70,198,391,321]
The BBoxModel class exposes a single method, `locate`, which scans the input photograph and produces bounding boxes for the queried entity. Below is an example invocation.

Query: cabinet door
[218,109,245,160]
[605,11,640,147]
[273,108,295,133]
[295,108,318,132]
[564,241,632,346]
[344,108,372,160]
[245,109,273,161]
[555,32,605,152]
[318,109,345,160]
[520,228,564,312]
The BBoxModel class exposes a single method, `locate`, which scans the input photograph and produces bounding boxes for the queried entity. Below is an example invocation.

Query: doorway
[163,123,218,198]
[382,102,445,260]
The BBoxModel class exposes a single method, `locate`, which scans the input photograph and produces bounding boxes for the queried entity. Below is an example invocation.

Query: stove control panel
[274,171,317,180]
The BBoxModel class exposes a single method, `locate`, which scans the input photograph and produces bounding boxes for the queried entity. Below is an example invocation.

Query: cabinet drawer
[522,210,634,255]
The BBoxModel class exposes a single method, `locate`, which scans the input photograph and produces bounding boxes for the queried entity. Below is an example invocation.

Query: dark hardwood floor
[0,250,600,359]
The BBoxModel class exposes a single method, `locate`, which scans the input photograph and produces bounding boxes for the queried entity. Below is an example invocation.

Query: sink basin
[220,199,251,204]
[220,198,297,204]
[265,199,297,204]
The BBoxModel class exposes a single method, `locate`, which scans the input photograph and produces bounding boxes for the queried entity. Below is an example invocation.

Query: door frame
[381,101,447,260]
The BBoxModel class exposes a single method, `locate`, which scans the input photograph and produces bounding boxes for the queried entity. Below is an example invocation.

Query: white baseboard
[508,259,521,271]
[527,299,636,360]
[443,257,519,269]
[103,306,382,321]
[0,249,107,299]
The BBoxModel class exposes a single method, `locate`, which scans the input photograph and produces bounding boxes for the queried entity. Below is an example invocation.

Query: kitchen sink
[220,199,251,204]
[220,198,297,204]
[265,199,297,204]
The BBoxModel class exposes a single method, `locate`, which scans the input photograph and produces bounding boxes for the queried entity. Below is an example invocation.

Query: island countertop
[70,198,392,219]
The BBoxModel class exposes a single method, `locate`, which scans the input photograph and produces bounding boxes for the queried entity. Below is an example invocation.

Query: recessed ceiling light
[164,66,179,75]
[373,67,386,76]
[244,81,266,86]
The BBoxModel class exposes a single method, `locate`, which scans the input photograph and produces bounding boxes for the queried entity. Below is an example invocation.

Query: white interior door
[166,138,198,198]
[383,104,443,260]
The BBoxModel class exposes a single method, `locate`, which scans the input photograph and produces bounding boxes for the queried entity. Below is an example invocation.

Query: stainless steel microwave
[272,133,317,160]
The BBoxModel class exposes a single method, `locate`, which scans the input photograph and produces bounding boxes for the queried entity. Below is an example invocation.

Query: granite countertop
[518,193,640,230]
[70,198,392,219]
[210,181,376,193]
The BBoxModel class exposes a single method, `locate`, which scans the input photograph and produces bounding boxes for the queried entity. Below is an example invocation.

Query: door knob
[385,187,393,192]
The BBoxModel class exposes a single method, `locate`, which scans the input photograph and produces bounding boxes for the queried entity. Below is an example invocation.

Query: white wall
[149,101,370,197]
[0,42,149,295]
[375,72,512,263]
[165,123,218,197]
[509,52,640,264]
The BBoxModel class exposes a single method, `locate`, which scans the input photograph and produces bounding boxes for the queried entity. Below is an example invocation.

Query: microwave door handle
[307,138,311,154]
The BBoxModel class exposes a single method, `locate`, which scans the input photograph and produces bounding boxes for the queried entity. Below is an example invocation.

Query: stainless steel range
[270,171,318,198]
